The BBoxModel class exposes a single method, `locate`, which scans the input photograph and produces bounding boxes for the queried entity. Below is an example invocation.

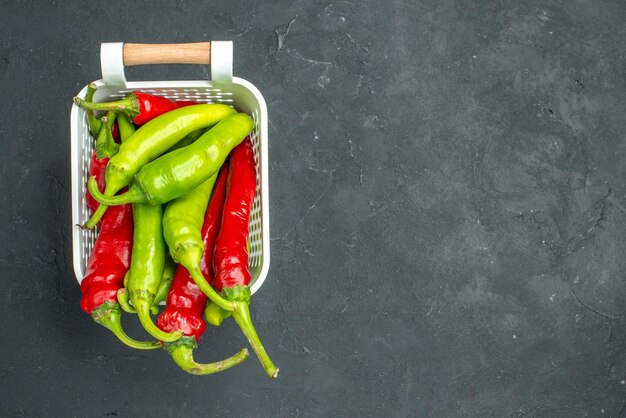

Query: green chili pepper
[85,83,101,138]
[164,339,249,375]
[204,301,231,326]
[163,174,217,264]
[162,173,219,310]
[116,110,170,319]
[87,113,253,208]
[116,113,135,143]
[118,203,182,342]
[83,104,237,229]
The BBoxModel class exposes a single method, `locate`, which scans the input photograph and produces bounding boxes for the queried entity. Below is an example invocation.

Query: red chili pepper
[86,151,108,215]
[213,139,257,292]
[79,203,132,311]
[80,109,159,350]
[79,198,160,350]
[156,165,249,374]
[175,100,199,108]
[111,120,120,143]
[131,92,178,124]
[213,137,279,378]
[74,91,178,126]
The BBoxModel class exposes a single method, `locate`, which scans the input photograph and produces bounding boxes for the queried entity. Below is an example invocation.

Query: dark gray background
[1,0,626,417]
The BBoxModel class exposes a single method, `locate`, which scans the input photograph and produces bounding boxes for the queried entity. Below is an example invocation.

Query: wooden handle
[123,42,211,66]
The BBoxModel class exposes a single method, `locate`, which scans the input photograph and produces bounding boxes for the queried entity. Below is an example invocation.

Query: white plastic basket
[70,41,270,295]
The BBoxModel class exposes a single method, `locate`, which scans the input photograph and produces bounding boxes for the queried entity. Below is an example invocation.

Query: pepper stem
[166,338,249,375]
[92,302,161,350]
[95,111,119,159]
[118,289,159,315]
[231,301,279,378]
[82,174,128,229]
[82,202,107,230]
[87,177,144,206]
[187,265,236,312]
[135,299,183,342]
[85,83,101,138]
[73,95,139,119]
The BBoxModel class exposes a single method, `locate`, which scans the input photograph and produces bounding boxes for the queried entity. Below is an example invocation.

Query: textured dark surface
[2,1,626,417]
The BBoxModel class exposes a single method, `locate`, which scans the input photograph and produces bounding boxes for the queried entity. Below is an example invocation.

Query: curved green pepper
[163,174,217,265]
[162,173,219,311]
[165,338,249,376]
[119,203,182,342]
[83,104,237,229]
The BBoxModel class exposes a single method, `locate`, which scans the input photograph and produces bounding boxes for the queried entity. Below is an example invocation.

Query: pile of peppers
[75,84,278,378]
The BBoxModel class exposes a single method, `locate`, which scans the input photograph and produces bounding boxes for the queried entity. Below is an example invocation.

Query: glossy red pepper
[175,100,199,108]
[131,92,178,125]
[86,151,108,215]
[80,195,160,350]
[157,165,249,374]
[213,137,279,378]
[79,203,133,311]
[74,91,179,126]
[213,140,257,292]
